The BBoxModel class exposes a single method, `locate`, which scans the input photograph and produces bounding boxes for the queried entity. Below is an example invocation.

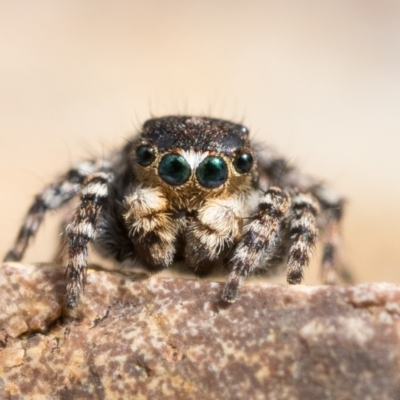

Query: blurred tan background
[0,1,399,284]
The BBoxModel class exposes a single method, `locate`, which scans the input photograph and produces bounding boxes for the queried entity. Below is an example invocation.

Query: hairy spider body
[4,116,347,308]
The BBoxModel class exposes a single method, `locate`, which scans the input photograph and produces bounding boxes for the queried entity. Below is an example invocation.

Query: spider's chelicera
[4,116,347,308]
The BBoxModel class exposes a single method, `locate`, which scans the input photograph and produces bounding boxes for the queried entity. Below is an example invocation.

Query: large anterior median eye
[136,144,156,166]
[233,153,253,173]
[159,154,191,185]
[196,156,228,188]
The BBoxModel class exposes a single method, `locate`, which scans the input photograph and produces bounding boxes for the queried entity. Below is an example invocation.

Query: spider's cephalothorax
[4,116,348,308]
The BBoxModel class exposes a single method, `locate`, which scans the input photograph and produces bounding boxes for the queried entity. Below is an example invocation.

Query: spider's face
[131,116,256,208]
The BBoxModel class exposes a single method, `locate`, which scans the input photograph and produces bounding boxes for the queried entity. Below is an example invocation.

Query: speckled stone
[1,263,400,400]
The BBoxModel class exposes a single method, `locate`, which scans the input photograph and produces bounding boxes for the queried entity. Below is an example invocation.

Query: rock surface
[0,263,400,400]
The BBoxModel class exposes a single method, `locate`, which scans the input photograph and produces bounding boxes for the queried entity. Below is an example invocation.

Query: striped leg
[286,193,319,284]
[320,207,339,284]
[259,218,291,275]
[257,147,351,284]
[320,203,355,284]
[4,162,98,262]
[222,187,290,303]
[310,186,353,284]
[65,172,111,309]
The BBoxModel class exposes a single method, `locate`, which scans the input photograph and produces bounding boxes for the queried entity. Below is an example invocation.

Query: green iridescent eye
[136,145,155,166]
[233,153,253,173]
[159,154,191,186]
[196,156,228,188]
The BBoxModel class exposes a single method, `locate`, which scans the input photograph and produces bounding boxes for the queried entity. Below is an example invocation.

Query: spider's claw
[65,295,78,310]
[287,268,303,284]
[65,285,81,309]
[222,273,242,303]
[4,251,20,262]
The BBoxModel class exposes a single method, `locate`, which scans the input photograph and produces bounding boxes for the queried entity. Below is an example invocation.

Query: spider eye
[196,156,228,188]
[233,153,253,174]
[136,145,156,166]
[159,154,191,186]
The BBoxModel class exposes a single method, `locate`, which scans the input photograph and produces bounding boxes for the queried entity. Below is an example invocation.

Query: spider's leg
[255,145,351,284]
[185,197,243,276]
[4,162,98,262]
[65,172,112,309]
[286,193,319,284]
[222,187,290,303]
[320,207,341,284]
[254,147,301,191]
[319,198,353,284]
[123,186,179,271]
[257,218,291,275]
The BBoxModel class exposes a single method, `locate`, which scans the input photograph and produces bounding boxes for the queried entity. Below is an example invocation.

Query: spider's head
[131,116,256,208]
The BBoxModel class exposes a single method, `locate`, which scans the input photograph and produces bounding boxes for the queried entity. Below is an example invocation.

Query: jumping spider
[4,116,347,308]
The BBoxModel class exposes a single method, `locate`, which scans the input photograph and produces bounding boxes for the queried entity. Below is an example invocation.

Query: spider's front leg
[185,197,243,275]
[124,187,179,270]
[222,187,290,303]
[65,172,112,309]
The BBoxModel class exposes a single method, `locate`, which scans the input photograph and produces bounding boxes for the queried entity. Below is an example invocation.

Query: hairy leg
[286,193,319,284]
[257,148,350,284]
[4,161,99,262]
[319,201,353,284]
[257,218,291,275]
[65,172,112,309]
[222,187,290,303]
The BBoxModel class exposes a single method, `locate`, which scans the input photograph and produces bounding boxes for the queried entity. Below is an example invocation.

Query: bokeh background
[1,1,399,284]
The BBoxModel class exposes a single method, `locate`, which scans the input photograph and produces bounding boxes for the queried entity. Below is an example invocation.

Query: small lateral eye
[196,156,228,188]
[159,154,191,186]
[233,153,253,174]
[136,145,156,166]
